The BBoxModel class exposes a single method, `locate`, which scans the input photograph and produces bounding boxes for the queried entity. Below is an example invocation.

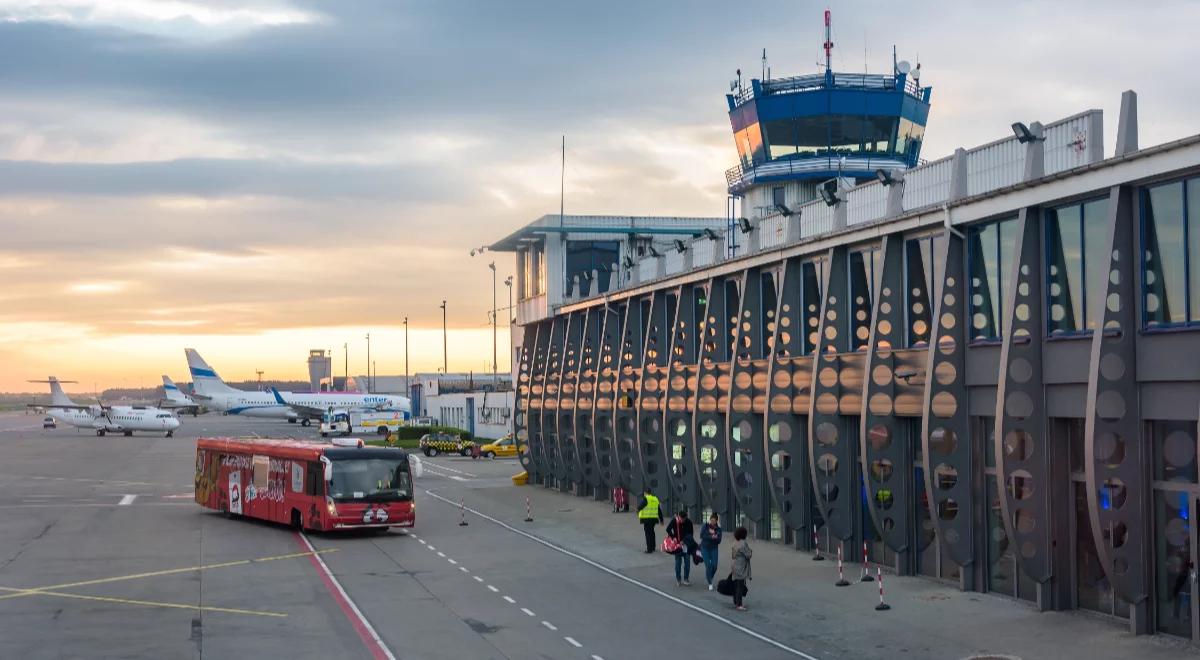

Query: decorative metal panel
[593,304,625,491]
[993,207,1053,584]
[635,291,673,495]
[727,268,775,524]
[809,247,857,541]
[515,322,538,480]
[693,277,739,520]
[919,230,975,568]
[665,284,704,512]
[859,234,912,552]
[764,257,814,535]
[1083,185,1147,604]
[575,308,601,490]
[528,319,553,480]
[542,315,566,487]
[555,310,584,488]
[614,298,647,491]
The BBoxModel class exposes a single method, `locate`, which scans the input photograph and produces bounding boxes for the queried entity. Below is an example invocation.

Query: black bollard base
[875,602,891,611]
[835,578,850,587]
[860,574,874,582]
[812,554,826,561]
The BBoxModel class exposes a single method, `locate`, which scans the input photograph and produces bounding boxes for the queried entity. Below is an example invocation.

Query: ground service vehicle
[419,432,474,457]
[477,435,518,458]
[320,409,407,437]
[195,437,415,532]
[42,416,56,429]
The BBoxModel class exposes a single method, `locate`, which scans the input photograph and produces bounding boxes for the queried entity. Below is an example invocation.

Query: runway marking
[459,566,469,573]
[473,576,484,583]
[520,607,535,617]
[437,551,446,558]
[423,461,477,477]
[428,545,437,551]
[0,502,193,509]
[0,473,170,487]
[0,586,286,617]
[298,533,396,660]
[541,620,557,631]
[502,595,516,604]
[565,636,582,648]
[0,548,337,601]
[425,489,819,660]
[449,475,468,482]
[418,539,427,545]
[118,494,137,506]
[486,585,499,593]
[592,655,606,660]
[447,558,457,565]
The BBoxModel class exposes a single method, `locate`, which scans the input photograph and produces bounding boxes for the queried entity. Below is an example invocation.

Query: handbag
[716,573,735,596]
[661,535,681,554]
[691,546,703,565]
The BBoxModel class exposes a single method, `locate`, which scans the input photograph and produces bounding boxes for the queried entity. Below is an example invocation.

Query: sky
[2,0,1198,392]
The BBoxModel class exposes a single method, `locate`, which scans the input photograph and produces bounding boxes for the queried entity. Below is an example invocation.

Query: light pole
[403,316,409,397]
[365,332,371,392]
[489,261,497,386]
[504,275,513,324]
[343,343,348,392]
[440,300,448,375]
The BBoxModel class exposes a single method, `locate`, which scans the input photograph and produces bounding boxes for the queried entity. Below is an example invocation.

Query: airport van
[195,437,415,532]
[319,409,407,437]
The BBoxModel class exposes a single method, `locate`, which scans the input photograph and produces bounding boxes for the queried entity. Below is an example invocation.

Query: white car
[42,416,56,429]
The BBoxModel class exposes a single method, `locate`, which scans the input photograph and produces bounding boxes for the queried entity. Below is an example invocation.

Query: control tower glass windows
[565,240,619,297]
[762,115,911,162]
[734,121,765,169]
[1142,178,1200,328]
[896,118,926,160]
[1045,198,1108,335]
[967,217,1017,340]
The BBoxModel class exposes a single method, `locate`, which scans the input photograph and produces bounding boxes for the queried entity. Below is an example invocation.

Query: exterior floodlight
[774,204,793,217]
[674,239,687,253]
[819,181,840,207]
[875,169,899,186]
[702,228,719,241]
[648,245,661,258]
[1011,122,1044,144]
[738,217,753,234]
[622,255,635,269]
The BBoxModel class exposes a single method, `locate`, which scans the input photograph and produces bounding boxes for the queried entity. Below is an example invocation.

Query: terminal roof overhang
[488,215,726,252]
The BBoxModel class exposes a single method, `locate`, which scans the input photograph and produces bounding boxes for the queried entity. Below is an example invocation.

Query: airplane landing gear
[96,429,105,437]
[123,430,133,437]
[165,430,174,438]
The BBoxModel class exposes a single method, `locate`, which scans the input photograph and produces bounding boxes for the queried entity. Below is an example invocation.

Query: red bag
[662,536,681,554]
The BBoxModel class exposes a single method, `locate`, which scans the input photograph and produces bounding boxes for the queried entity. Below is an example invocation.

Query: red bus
[195,437,415,532]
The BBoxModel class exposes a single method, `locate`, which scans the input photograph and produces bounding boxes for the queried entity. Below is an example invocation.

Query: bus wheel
[300,419,310,427]
[320,432,327,438]
[377,426,390,436]
[290,509,303,530]
[287,419,296,424]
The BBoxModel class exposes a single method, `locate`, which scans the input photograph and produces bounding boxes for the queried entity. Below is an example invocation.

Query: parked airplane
[28,377,182,437]
[159,375,201,416]
[185,349,410,426]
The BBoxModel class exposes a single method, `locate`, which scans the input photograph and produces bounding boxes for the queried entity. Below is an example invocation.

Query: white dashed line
[520,607,535,617]
[502,596,515,604]
[592,655,605,660]
[447,558,457,564]
[541,621,557,631]
[428,545,437,551]
[564,637,582,648]
[473,576,484,583]
[437,551,446,558]
[486,585,499,593]
[418,539,426,545]
[458,567,469,573]
[118,494,137,506]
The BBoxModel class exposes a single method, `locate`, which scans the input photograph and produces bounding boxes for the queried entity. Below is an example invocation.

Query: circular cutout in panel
[1005,391,1034,419]
[1165,430,1196,468]
[1015,303,1031,322]
[1096,390,1126,421]
[872,364,893,387]
[700,374,717,390]
[815,392,839,415]
[773,370,791,388]
[699,444,718,465]
[1109,522,1129,549]
[775,476,792,495]
[879,319,893,336]
[876,489,894,510]
[734,472,753,489]
[1166,518,1189,547]
[768,421,792,444]
[931,391,958,418]
[735,420,753,442]
[1020,541,1037,559]
[881,302,892,315]
[934,463,958,490]
[669,418,687,438]
[1099,353,1125,382]
[1004,430,1034,461]
[622,416,636,433]
[870,458,894,483]
[912,320,928,337]
[944,292,956,307]
[699,419,718,439]
[856,326,869,341]
[938,335,956,356]
[819,367,839,388]
[823,484,840,502]
[940,313,956,330]
[1113,558,1130,575]
[938,499,959,521]
[1009,357,1033,384]
[1095,432,1126,468]
[930,427,958,455]
[1008,469,1035,500]
[817,452,839,476]
[771,450,791,470]
[1107,292,1121,313]
[735,371,752,389]
[815,422,838,446]
[945,528,961,545]
[868,392,893,416]
[1101,478,1127,510]
[1015,509,1036,534]
[934,361,956,385]
[868,424,891,452]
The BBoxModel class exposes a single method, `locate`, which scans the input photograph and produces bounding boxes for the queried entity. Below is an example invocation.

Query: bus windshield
[328,458,412,501]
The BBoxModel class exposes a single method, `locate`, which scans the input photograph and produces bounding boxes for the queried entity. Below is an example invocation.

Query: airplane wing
[270,387,326,419]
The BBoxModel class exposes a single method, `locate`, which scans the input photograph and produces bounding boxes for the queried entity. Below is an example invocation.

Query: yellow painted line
[0,548,337,601]
[0,587,286,617]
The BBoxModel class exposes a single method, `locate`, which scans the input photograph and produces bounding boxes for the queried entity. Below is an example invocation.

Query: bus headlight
[326,498,337,517]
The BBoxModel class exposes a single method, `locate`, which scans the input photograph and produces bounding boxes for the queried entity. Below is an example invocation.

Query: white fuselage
[203,391,408,418]
[49,406,181,434]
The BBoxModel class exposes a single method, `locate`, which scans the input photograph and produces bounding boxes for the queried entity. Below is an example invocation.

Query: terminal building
[488,33,1200,640]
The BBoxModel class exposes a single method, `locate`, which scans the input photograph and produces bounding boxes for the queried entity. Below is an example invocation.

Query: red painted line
[295,532,395,660]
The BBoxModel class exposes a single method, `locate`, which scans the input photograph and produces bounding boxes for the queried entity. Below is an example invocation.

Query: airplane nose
[169,418,181,429]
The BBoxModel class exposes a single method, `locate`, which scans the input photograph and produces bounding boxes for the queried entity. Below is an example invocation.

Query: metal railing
[732,71,923,106]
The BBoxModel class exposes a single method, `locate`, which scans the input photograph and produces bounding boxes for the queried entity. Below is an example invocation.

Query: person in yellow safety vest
[637,487,664,553]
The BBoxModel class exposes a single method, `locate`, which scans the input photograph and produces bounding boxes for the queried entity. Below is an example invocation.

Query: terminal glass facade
[1143,176,1200,327]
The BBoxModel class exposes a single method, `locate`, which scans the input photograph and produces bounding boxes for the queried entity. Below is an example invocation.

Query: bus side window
[306,461,323,496]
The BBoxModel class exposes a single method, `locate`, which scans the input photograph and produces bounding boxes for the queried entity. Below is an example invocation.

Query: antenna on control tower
[823,8,834,73]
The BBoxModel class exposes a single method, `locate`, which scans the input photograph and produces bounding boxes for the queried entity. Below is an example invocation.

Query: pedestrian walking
[730,526,752,611]
[636,487,663,553]
[665,510,696,586]
[698,513,723,590]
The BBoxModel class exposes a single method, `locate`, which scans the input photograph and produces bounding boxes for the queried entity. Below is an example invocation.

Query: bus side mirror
[321,455,332,482]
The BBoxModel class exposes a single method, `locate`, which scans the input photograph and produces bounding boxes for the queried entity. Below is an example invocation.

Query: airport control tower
[725,10,932,224]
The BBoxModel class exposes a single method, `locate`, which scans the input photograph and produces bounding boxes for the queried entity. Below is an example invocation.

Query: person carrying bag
[727,526,751,611]
[664,510,695,586]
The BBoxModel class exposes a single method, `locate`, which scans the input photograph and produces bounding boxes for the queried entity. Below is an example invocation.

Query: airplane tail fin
[269,386,288,405]
[184,349,238,395]
[162,375,193,403]
[27,377,78,407]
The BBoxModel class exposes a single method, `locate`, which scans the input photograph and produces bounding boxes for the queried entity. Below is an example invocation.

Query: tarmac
[0,411,1194,659]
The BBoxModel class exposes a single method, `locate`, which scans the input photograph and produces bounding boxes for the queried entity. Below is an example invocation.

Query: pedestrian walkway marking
[541,621,557,631]
[521,607,535,617]
[502,596,515,604]
[424,489,820,660]
[565,636,582,648]
[118,494,137,506]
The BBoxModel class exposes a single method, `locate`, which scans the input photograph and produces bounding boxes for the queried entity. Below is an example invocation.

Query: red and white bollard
[835,543,850,586]
[524,496,534,522]
[860,541,874,582]
[458,497,469,526]
[811,525,825,561]
[875,566,891,610]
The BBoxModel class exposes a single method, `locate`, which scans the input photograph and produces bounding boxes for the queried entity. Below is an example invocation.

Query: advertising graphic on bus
[195,437,415,531]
